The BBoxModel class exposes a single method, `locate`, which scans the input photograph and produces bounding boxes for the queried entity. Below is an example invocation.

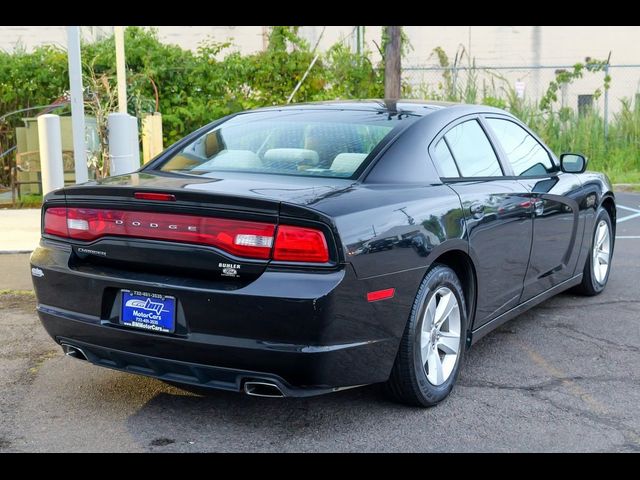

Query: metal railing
[7,150,77,205]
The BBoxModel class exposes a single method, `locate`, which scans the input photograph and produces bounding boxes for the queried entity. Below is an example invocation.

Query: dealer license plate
[121,290,176,333]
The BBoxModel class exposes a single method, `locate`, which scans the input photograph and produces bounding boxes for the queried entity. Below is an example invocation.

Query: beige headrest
[194,150,262,170]
[263,148,320,165]
[331,153,368,174]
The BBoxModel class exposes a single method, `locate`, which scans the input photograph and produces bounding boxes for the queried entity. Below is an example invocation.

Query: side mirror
[560,153,587,173]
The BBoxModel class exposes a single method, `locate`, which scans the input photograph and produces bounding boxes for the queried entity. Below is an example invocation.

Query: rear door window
[432,139,460,177]
[444,120,503,177]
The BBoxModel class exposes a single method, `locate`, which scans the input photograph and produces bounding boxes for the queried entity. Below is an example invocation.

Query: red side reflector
[272,225,329,263]
[367,288,395,302]
[134,192,176,201]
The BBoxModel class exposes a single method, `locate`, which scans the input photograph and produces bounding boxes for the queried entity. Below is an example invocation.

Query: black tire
[386,264,468,407]
[572,207,614,296]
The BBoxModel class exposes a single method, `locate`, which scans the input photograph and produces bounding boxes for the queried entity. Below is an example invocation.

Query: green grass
[14,193,42,209]
[0,289,35,296]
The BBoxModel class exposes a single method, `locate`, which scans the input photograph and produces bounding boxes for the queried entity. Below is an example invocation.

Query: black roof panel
[250,99,469,116]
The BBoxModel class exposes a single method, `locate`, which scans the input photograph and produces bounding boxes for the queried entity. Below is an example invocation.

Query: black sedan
[31,101,616,406]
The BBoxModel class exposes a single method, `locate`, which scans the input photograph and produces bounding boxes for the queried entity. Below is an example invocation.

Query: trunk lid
[68,170,355,208]
[50,171,347,286]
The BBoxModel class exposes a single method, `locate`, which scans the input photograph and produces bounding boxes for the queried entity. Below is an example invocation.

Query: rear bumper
[37,304,391,393]
[55,336,335,397]
[32,240,417,393]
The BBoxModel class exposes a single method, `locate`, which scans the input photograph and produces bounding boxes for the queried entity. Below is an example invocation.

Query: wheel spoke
[437,334,459,354]
[420,331,430,360]
[597,251,609,265]
[424,296,437,327]
[598,263,608,281]
[427,349,444,385]
[596,225,606,248]
[597,235,607,250]
[434,291,455,327]
[592,220,611,286]
[441,355,457,381]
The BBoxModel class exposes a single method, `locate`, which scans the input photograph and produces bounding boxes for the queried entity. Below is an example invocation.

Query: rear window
[154,110,417,179]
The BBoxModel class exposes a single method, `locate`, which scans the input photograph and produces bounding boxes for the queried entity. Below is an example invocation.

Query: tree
[384,26,402,100]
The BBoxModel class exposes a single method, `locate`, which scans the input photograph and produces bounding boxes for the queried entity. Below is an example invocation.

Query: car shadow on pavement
[122,378,439,452]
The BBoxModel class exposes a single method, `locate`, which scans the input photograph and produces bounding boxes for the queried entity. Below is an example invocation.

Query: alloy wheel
[420,287,461,386]
[592,219,611,285]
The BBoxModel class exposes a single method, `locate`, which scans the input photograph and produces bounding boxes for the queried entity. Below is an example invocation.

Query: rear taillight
[43,207,330,263]
[44,207,275,259]
[43,207,69,237]
[273,225,329,263]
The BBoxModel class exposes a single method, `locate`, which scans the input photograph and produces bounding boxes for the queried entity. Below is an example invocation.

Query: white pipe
[38,114,64,194]
[114,26,127,114]
[129,114,140,169]
[66,26,88,184]
[108,113,135,175]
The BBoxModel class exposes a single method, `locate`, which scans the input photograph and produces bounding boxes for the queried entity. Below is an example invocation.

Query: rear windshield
[154,109,418,179]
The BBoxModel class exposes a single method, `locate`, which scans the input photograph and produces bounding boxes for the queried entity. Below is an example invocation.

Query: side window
[444,120,503,177]
[486,118,556,176]
[432,139,459,177]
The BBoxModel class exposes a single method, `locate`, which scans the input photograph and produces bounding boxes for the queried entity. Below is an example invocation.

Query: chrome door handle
[533,199,545,216]
[470,202,485,219]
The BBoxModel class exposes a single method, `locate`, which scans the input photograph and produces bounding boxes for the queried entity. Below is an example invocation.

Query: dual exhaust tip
[61,343,285,398]
[61,343,88,361]
[243,381,285,398]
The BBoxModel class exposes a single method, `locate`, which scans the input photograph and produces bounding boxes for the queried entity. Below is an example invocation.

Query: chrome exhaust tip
[61,343,88,361]
[243,381,285,398]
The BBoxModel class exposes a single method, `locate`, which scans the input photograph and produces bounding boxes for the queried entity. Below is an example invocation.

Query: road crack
[549,323,640,353]
[535,299,640,310]
[459,374,640,392]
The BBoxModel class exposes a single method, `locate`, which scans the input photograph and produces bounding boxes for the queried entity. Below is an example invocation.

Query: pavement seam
[534,299,640,309]
[549,324,640,353]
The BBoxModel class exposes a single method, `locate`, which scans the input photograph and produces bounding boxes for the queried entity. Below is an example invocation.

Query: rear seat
[263,148,320,171]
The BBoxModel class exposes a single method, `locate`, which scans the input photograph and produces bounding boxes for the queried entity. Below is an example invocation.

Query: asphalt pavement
[1,193,639,452]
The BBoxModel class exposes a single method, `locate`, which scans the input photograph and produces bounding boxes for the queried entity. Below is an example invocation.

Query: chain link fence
[402,64,640,118]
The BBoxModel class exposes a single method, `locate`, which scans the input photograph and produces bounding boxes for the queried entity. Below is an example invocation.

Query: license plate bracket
[121,290,176,334]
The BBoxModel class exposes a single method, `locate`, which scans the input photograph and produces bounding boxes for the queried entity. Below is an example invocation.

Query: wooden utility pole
[384,26,402,100]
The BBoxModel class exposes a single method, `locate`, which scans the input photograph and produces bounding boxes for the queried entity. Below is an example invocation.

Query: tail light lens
[273,225,329,263]
[44,207,275,259]
[133,192,176,201]
[43,207,69,238]
[44,207,330,263]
